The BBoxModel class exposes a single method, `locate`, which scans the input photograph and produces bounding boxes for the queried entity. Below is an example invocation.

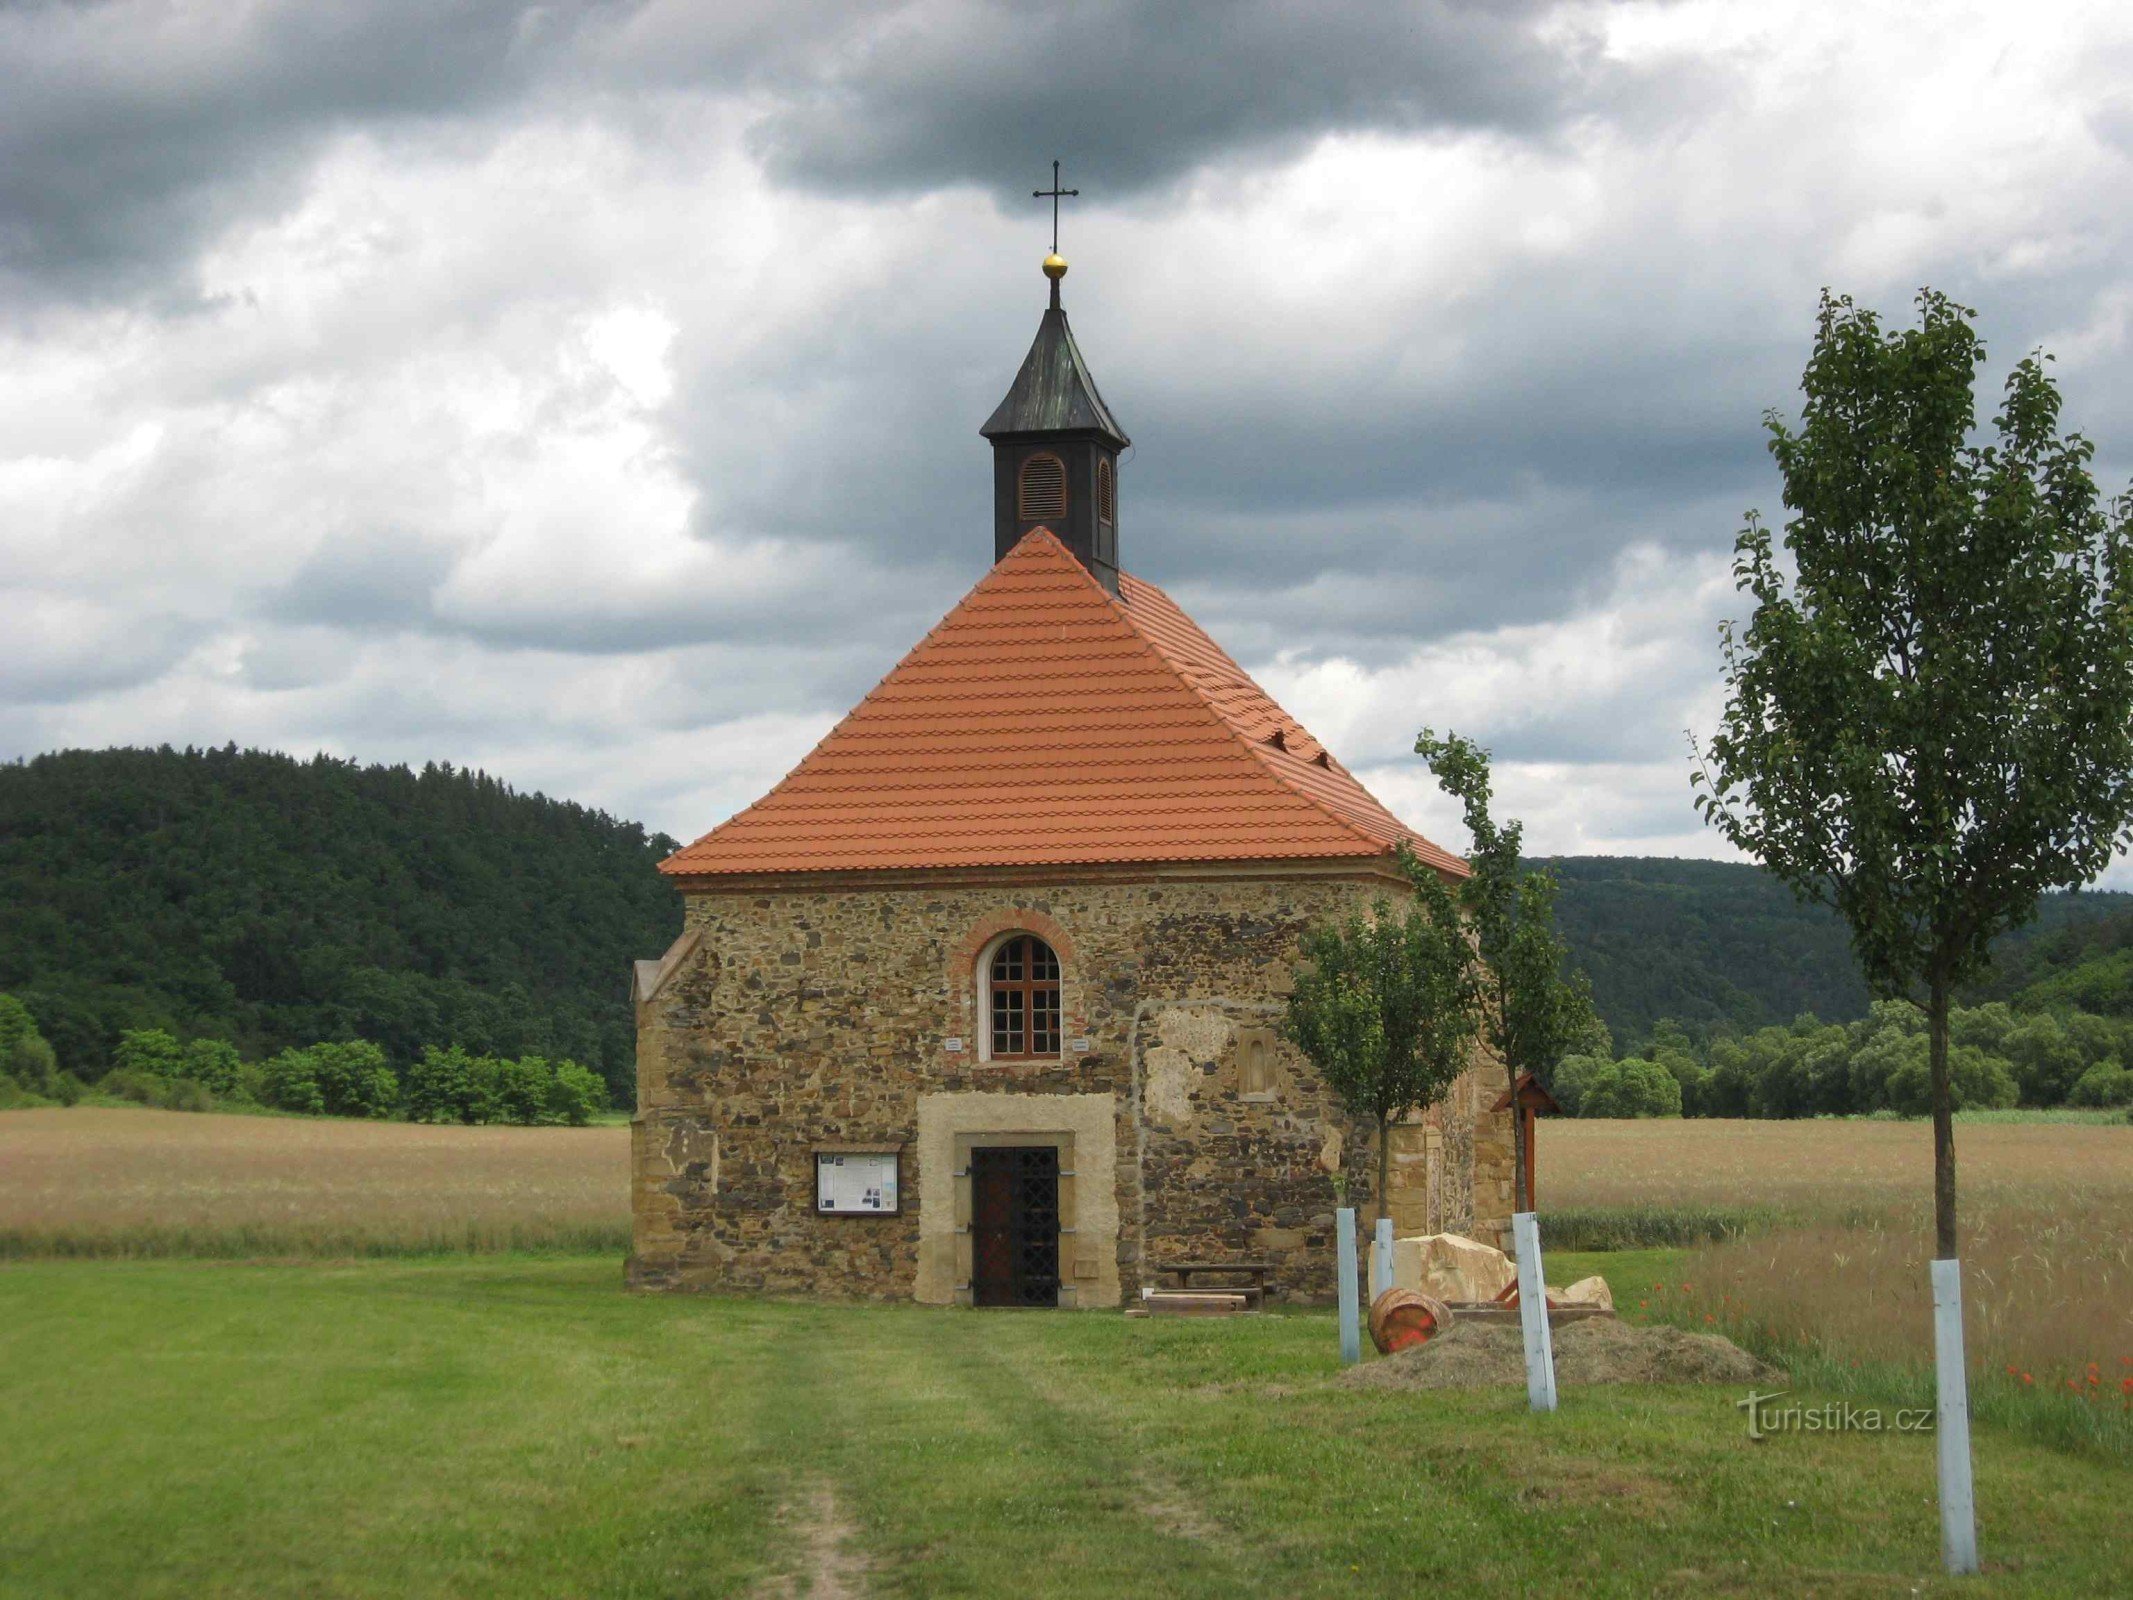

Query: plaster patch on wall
[1154,1005,1234,1061]
[1317,1121,1344,1175]
[1144,1046,1197,1127]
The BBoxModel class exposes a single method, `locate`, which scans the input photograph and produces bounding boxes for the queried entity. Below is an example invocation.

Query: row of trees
[0,999,608,1127]
[1553,1004,2133,1119]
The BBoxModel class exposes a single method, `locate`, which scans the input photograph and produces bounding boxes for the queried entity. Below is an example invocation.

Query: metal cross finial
[1033,160,1078,254]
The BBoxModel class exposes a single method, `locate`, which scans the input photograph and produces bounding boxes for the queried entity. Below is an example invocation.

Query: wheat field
[1548,1116,2133,1434]
[0,1107,630,1257]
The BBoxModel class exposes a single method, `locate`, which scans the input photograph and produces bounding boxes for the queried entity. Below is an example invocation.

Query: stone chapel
[628,249,1515,1306]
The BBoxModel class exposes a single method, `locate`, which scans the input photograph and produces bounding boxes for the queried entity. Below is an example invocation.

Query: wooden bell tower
[978,166,1130,594]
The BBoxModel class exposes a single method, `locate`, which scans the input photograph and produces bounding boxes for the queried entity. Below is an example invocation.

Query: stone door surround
[914,1091,1120,1308]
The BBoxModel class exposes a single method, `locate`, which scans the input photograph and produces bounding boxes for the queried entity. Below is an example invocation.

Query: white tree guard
[1512,1211,1558,1414]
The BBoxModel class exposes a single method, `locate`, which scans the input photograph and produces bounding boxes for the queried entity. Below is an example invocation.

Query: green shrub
[0,994,45,1060]
[99,1067,173,1108]
[544,1059,608,1126]
[405,1044,479,1123]
[482,1054,551,1125]
[258,1049,326,1115]
[164,1078,216,1113]
[1549,1054,1606,1116]
[405,1047,607,1126]
[309,1041,398,1119]
[6,1032,65,1099]
[0,1074,55,1109]
[0,998,87,1106]
[260,1042,397,1118]
[1577,1056,1683,1117]
[180,1038,246,1097]
[2068,1059,2133,1108]
[113,1028,187,1079]
[2001,1013,2087,1105]
[1883,1043,2018,1115]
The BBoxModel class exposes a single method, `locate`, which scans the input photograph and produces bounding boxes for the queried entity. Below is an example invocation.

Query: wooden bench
[1152,1261,1276,1309]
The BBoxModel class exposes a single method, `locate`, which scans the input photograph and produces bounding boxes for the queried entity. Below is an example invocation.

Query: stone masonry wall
[629,871,1515,1303]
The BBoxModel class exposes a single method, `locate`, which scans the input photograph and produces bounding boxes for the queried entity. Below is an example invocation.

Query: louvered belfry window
[1096,457,1114,526]
[989,934,1062,1059]
[1017,452,1067,522]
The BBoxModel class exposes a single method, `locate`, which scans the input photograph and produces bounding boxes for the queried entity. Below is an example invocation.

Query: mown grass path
[3,1257,2127,1598]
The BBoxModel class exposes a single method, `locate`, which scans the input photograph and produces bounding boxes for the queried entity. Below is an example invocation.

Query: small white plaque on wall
[1070,1037,1091,1053]
[942,1037,966,1053]
[815,1151,901,1215]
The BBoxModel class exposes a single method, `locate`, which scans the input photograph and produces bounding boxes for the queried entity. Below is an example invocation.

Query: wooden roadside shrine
[1489,1072,1560,1213]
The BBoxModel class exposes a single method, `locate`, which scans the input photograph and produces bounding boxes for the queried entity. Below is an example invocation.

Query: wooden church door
[970,1146,1060,1307]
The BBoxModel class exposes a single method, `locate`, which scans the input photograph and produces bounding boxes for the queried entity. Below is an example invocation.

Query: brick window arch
[1017,452,1067,522]
[985,934,1062,1060]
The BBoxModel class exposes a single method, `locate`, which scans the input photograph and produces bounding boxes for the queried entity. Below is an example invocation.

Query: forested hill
[1544,855,2133,1047]
[0,746,681,1102]
[7,748,2131,1104]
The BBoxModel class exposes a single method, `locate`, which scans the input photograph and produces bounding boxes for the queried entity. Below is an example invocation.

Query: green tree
[1884,1043,2017,1117]
[544,1059,609,1127]
[405,1044,479,1123]
[1548,1053,1606,1117]
[1578,1057,1683,1118]
[113,1028,187,1079]
[259,1048,327,1115]
[259,1041,398,1118]
[1283,861,1480,1223]
[1696,289,2133,1255]
[0,994,68,1099]
[1644,1019,1708,1115]
[181,1038,244,1098]
[2068,1059,2133,1107]
[307,1041,398,1119]
[1999,1013,2084,1106]
[1415,731,1603,1210]
[0,994,40,1061]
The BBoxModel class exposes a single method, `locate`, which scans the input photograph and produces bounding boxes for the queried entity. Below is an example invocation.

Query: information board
[815,1150,900,1215]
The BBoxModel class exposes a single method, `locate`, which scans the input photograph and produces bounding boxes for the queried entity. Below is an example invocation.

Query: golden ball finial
[1042,252,1069,282]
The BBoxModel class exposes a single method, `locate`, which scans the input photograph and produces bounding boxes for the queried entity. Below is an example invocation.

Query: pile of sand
[1334,1316,1782,1390]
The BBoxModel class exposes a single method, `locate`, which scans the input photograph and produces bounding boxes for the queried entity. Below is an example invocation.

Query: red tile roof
[660,529,1466,880]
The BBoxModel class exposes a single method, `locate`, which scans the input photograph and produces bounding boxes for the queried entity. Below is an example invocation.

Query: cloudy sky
[4,0,2130,867]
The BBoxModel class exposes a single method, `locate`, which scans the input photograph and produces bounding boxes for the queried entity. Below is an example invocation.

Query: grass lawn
[5,1257,2129,1598]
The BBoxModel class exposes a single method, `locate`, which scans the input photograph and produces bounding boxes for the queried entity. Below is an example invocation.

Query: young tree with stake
[1414,731,1603,1214]
[1282,851,1480,1224]
[1697,288,2133,1575]
[1696,289,2133,1260]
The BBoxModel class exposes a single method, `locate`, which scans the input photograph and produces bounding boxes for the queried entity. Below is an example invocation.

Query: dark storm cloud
[0,0,1615,303]
[738,0,1608,201]
[0,0,590,300]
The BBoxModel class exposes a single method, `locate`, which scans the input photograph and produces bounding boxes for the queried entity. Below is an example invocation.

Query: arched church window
[1096,457,1114,527]
[1017,453,1067,522]
[987,934,1061,1059]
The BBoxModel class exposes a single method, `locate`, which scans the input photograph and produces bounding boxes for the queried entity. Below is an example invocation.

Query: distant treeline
[0,999,607,1126]
[0,746,681,1106]
[1542,856,2133,1049]
[1548,1004,2133,1119]
[7,747,2133,1121]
